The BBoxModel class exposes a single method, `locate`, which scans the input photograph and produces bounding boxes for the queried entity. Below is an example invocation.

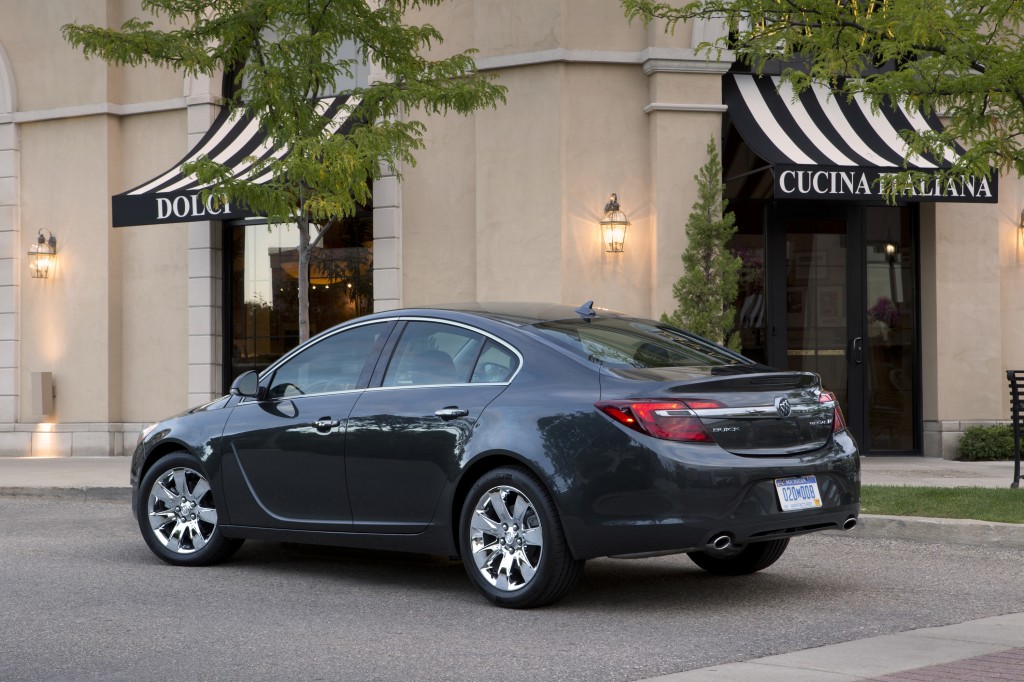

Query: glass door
[862,207,917,452]
[771,207,857,420]
[759,204,919,454]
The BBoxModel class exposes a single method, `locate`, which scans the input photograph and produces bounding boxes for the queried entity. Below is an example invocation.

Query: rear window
[531,318,747,368]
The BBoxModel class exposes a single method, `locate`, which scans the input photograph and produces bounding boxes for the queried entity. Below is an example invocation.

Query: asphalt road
[3,498,1023,682]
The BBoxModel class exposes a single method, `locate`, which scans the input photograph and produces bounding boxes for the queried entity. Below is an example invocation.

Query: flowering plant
[868,296,900,328]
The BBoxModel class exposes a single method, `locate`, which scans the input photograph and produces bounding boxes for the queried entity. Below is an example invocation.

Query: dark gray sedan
[130,302,860,608]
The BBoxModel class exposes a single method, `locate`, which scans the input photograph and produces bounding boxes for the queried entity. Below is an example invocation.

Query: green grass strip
[861,485,1024,524]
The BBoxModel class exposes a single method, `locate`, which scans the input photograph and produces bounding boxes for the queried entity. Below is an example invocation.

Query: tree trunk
[297,215,311,343]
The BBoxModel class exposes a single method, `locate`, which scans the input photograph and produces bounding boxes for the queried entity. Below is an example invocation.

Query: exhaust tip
[843,517,858,531]
[709,534,732,551]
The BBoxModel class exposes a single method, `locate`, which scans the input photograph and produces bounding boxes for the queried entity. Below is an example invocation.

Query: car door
[220,321,394,530]
[345,320,521,533]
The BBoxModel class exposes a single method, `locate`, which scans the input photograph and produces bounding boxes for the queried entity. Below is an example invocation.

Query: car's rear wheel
[459,466,584,608]
[136,452,243,566]
[686,538,789,575]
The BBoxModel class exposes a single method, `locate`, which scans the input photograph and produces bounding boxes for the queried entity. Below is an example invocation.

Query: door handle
[434,407,469,420]
[849,336,863,365]
[313,417,341,433]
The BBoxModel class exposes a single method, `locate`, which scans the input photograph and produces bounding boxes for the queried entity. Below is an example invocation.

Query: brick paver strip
[866,646,1024,680]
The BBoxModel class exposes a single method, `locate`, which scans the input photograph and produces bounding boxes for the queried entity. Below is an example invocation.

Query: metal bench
[1008,370,1024,488]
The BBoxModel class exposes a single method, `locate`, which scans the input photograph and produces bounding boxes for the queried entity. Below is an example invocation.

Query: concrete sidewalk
[859,457,1018,488]
[0,456,131,501]
[643,612,1024,681]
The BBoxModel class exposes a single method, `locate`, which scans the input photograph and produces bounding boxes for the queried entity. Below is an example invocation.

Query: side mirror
[230,370,261,398]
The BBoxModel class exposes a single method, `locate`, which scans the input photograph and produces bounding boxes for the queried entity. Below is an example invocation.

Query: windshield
[531,318,749,368]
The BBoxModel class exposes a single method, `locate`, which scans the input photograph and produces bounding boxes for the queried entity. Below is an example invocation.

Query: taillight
[819,391,847,433]
[596,400,722,442]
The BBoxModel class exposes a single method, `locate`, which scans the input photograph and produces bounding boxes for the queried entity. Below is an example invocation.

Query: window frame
[367,317,524,391]
[241,319,396,403]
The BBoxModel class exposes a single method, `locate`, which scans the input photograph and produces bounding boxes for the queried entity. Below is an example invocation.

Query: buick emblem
[775,396,793,418]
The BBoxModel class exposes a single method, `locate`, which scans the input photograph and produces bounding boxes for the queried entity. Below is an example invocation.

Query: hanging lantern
[28,229,56,279]
[600,194,630,253]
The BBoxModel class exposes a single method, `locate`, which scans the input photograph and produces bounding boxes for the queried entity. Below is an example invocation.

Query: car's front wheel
[136,452,243,566]
[686,538,789,575]
[459,466,584,608]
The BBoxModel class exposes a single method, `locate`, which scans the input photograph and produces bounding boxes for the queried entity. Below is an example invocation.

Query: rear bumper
[558,427,861,560]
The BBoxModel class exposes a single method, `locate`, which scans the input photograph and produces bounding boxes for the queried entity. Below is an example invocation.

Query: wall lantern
[600,193,630,253]
[28,229,56,279]
[1019,209,1024,242]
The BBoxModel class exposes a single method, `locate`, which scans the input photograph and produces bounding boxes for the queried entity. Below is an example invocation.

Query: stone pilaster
[185,75,223,405]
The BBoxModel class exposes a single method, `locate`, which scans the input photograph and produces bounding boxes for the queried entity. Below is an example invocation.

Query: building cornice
[643,103,728,114]
[643,57,733,75]
[3,94,221,125]
[474,47,734,74]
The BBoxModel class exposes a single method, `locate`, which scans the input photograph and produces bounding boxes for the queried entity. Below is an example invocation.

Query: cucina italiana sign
[112,191,254,227]
[774,166,998,203]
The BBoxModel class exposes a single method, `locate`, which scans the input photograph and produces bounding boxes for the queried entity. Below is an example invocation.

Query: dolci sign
[774,165,998,203]
[156,194,232,221]
[112,191,253,227]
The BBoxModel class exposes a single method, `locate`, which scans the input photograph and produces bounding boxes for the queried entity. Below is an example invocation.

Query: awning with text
[724,74,996,203]
[112,95,360,227]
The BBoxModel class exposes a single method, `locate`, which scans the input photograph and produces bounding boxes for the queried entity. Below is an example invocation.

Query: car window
[383,321,484,387]
[267,323,388,399]
[470,339,519,383]
[531,318,747,368]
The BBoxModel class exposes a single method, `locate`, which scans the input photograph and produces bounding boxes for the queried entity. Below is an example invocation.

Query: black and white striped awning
[112,95,360,227]
[725,74,996,202]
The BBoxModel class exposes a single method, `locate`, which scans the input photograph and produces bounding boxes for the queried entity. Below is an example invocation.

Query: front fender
[131,407,233,519]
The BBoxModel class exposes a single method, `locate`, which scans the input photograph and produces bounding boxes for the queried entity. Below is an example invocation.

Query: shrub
[958,424,1017,461]
[661,137,741,351]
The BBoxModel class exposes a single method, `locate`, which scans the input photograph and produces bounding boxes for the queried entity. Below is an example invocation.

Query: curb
[825,513,1024,548]
[0,486,130,503]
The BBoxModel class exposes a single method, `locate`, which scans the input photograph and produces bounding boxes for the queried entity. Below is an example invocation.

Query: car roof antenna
[575,300,597,318]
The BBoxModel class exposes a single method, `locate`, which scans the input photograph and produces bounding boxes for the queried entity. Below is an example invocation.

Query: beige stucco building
[0,0,1020,458]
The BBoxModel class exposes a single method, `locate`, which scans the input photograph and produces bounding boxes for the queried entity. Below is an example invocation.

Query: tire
[136,452,243,567]
[687,538,789,576]
[459,466,584,608]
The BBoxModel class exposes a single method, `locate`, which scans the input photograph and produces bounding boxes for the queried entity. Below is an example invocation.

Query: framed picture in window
[816,286,844,327]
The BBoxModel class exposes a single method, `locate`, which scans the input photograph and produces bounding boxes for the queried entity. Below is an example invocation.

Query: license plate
[775,475,822,511]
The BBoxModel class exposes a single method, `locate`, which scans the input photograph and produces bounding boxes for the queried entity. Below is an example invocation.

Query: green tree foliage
[622,0,1024,185]
[662,138,741,351]
[63,0,506,341]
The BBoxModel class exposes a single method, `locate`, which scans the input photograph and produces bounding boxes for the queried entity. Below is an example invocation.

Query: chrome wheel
[146,466,218,555]
[469,484,543,591]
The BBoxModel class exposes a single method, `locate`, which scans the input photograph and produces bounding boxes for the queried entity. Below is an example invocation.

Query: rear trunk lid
[605,366,835,455]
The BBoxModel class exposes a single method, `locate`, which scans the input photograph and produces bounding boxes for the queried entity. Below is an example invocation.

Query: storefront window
[221,35,373,386]
[730,202,767,365]
[864,207,916,452]
[227,209,372,380]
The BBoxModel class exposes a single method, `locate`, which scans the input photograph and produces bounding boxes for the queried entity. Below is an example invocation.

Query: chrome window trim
[363,382,513,393]
[238,386,365,406]
[240,315,525,404]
